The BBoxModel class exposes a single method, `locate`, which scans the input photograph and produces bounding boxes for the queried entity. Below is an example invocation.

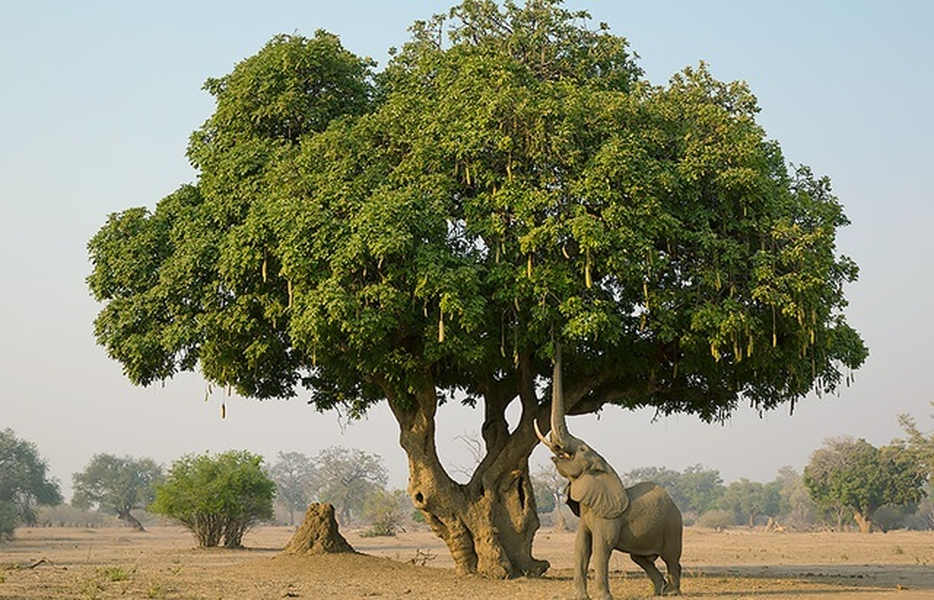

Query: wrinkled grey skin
[536,345,683,599]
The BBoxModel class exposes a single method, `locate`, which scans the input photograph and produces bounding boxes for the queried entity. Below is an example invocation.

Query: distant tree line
[2,404,932,542]
[0,433,411,546]
[531,462,815,532]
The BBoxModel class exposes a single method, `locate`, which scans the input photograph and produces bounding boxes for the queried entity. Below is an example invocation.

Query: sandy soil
[1,525,933,599]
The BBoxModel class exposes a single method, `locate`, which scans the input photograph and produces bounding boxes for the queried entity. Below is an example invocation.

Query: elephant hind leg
[661,555,682,596]
[630,554,665,596]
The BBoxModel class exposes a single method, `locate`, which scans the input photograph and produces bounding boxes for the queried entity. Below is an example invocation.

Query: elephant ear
[569,468,629,519]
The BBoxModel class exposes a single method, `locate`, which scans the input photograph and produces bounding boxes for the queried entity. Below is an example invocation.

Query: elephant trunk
[549,342,572,450]
[533,342,574,454]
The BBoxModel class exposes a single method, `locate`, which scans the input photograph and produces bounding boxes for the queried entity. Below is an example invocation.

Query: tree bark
[384,374,549,578]
[117,508,145,532]
[853,510,873,534]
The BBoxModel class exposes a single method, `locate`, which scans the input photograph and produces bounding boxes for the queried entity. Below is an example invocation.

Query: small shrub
[697,509,734,530]
[147,581,174,599]
[150,450,274,548]
[97,566,132,582]
[361,489,409,537]
[79,576,104,600]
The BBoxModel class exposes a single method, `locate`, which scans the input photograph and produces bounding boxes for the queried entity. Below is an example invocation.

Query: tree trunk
[385,375,549,578]
[117,508,145,532]
[553,496,569,532]
[336,502,351,528]
[853,510,873,534]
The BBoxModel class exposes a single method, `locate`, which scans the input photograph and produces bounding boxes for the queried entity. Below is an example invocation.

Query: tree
[896,406,934,531]
[621,466,682,492]
[771,466,818,528]
[621,465,724,519]
[899,402,934,479]
[804,437,926,533]
[313,446,387,526]
[677,465,725,517]
[150,450,274,547]
[910,483,934,530]
[72,454,163,531]
[531,462,575,530]
[269,451,317,526]
[718,478,780,527]
[0,429,62,539]
[86,1,866,576]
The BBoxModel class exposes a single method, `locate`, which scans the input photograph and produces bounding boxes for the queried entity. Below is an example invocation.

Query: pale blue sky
[2,1,932,498]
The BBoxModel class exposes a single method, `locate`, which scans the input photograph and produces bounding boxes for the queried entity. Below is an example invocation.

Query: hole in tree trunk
[505,399,522,433]
[415,492,424,503]
[517,476,526,510]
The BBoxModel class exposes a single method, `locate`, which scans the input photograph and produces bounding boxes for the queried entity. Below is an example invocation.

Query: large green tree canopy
[88,3,865,418]
[87,0,867,576]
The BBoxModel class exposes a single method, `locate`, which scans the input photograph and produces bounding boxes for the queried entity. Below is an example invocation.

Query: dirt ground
[1,525,933,599]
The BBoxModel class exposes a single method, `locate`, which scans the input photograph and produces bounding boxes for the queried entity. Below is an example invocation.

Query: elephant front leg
[573,526,592,600]
[590,516,621,600]
[591,535,617,600]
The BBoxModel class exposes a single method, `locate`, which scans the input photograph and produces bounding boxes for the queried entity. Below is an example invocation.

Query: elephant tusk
[534,419,557,452]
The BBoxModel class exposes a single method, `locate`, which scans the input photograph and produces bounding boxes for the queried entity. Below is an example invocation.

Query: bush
[150,450,274,548]
[361,489,410,537]
[697,509,735,530]
[873,503,920,532]
[0,502,17,539]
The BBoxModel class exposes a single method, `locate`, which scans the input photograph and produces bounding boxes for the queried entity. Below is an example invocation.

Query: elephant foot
[523,558,550,577]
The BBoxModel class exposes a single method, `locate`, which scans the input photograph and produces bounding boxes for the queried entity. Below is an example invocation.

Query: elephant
[535,344,683,599]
